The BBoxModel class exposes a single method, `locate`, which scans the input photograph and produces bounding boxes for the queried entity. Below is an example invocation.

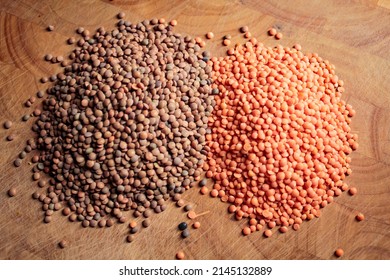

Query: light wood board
[1,0,390,259]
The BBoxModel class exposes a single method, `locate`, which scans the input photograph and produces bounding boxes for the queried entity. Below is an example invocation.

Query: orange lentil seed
[264,229,273,238]
[275,32,283,40]
[268,28,277,36]
[223,39,231,46]
[242,227,251,236]
[334,248,344,257]
[200,186,209,195]
[348,187,357,196]
[176,251,185,260]
[187,210,197,219]
[206,32,214,39]
[193,221,201,229]
[205,33,357,234]
[355,213,365,221]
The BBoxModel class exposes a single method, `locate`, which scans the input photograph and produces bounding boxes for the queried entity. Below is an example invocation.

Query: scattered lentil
[240,26,249,33]
[199,178,207,187]
[200,186,209,195]
[279,226,288,233]
[4,121,12,129]
[176,251,185,260]
[206,32,214,39]
[22,114,30,122]
[268,28,277,36]
[14,159,22,167]
[193,221,201,229]
[275,32,283,40]
[126,235,135,243]
[223,39,231,46]
[187,210,197,219]
[242,227,251,236]
[356,213,365,221]
[264,229,273,238]
[142,219,151,228]
[59,240,67,249]
[181,229,190,238]
[349,187,357,196]
[37,91,44,98]
[8,187,17,197]
[177,200,185,207]
[334,248,344,257]
[178,222,188,230]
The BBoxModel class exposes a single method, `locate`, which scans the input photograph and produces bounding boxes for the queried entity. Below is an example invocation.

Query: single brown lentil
[177,200,185,207]
[59,240,67,249]
[14,159,22,167]
[4,121,12,129]
[126,235,135,243]
[8,187,17,197]
[22,114,30,122]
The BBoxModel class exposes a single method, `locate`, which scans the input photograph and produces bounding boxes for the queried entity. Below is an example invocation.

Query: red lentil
[334,248,344,257]
[206,36,358,235]
[356,213,364,221]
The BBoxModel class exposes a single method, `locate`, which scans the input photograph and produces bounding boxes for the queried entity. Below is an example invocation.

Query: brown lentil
[142,219,151,228]
[59,240,67,249]
[182,205,192,212]
[14,158,22,167]
[4,121,12,129]
[177,200,185,207]
[30,18,214,228]
[22,114,30,122]
[8,187,17,197]
[181,229,190,238]
[126,235,135,243]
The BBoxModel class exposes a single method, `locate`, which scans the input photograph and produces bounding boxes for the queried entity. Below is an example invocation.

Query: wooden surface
[1,0,390,260]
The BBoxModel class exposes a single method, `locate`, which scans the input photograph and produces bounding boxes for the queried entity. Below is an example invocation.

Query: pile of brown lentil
[31,17,215,226]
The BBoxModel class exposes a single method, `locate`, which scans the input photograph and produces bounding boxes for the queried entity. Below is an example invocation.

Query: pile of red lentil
[205,37,358,236]
[4,15,358,245]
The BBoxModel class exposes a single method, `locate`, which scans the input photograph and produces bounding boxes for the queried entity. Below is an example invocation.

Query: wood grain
[1,0,390,260]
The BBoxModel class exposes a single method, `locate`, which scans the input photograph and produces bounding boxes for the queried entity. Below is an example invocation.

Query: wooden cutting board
[1,0,390,260]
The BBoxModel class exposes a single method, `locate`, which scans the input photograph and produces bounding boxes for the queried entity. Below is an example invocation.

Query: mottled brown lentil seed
[30,17,214,230]
[4,121,12,129]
